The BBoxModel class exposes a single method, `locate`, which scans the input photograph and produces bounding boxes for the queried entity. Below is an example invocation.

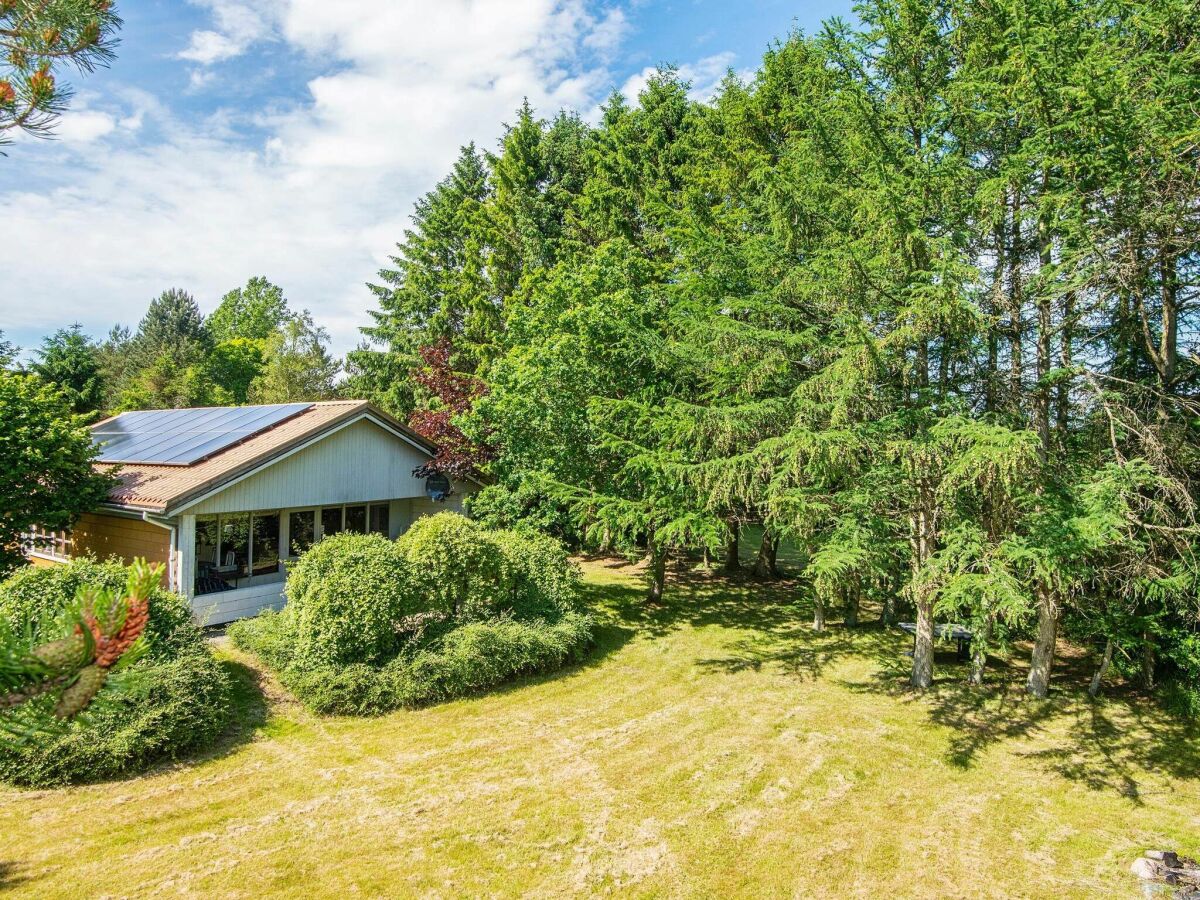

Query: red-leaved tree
[407,339,491,479]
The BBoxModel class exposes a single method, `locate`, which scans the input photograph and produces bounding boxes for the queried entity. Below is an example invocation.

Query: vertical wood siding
[186,419,433,514]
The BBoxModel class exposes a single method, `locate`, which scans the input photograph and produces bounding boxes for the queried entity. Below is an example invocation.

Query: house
[25,401,477,625]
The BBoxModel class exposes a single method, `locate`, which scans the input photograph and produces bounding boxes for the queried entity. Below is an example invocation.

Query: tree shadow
[586,558,1200,800]
[0,860,31,892]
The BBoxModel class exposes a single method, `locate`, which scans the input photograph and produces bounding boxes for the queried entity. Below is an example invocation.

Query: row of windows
[194,504,390,595]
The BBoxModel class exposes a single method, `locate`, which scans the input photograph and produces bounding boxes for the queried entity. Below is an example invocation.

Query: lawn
[1,559,1197,898]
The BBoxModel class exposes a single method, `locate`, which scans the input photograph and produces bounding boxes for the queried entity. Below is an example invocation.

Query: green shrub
[258,613,595,716]
[397,512,508,620]
[490,529,581,619]
[231,515,594,716]
[283,532,417,668]
[0,558,232,787]
[0,558,200,657]
[0,646,231,787]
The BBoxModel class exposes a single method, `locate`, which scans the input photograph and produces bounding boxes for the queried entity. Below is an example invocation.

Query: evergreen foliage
[357,2,1200,701]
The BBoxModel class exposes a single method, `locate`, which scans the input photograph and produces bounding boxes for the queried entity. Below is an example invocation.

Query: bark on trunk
[911,594,934,690]
[843,585,859,628]
[723,522,741,573]
[881,590,896,627]
[1026,584,1058,698]
[1088,637,1114,698]
[1139,632,1155,691]
[969,616,993,686]
[647,546,667,604]
[813,593,826,632]
[1056,291,1074,444]
[1008,187,1024,408]
[909,478,937,690]
[752,529,779,579]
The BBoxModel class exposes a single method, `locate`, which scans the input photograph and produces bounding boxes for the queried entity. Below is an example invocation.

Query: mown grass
[1,559,1197,898]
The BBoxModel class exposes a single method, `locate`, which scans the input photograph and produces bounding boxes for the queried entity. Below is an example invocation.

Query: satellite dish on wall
[425,473,451,502]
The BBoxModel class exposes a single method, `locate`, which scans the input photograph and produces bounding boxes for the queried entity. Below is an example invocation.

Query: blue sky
[1,0,852,359]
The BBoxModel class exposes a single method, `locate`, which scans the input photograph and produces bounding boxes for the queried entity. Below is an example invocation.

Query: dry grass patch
[0,560,1197,898]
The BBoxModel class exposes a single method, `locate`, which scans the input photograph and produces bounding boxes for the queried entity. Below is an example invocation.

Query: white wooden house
[26,401,476,624]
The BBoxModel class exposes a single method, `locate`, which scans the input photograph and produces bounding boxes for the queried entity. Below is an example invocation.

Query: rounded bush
[0,558,200,657]
[0,558,232,787]
[489,529,580,620]
[397,512,507,621]
[284,532,416,668]
[0,647,231,787]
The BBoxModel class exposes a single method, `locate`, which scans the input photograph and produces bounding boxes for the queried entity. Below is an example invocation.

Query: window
[221,514,251,577]
[251,512,281,575]
[289,511,315,556]
[24,526,72,561]
[345,505,367,534]
[194,511,282,595]
[369,504,390,536]
[321,507,343,538]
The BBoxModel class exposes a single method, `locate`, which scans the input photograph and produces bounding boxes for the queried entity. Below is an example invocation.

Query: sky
[1,0,853,361]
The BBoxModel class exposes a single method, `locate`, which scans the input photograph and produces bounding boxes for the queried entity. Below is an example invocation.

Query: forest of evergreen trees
[345,0,1200,704]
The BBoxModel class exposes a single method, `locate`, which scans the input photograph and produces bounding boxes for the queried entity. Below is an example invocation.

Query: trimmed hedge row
[229,513,595,715]
[232,610,593,716]
[0,559,233,787]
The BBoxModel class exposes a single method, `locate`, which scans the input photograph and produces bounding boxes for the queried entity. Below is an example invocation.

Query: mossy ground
[1,558,1196,898]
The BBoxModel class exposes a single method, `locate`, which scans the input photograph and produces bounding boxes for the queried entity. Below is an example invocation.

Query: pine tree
[31,324,103,415]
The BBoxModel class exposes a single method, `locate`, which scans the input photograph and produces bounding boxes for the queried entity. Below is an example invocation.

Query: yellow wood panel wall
[70,512,171,572]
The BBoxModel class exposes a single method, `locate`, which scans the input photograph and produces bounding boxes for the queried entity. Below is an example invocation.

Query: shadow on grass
[588,557,1200,800]
[0,860,31,891]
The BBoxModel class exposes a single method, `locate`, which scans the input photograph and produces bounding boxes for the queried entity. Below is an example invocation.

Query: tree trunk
[1008,187,1024,408]
[911,593,934,690]
[1088,637,1114,698]
[881,590,896,627]
[752,529,779,579]
[969,615,993,686]
[1035,182,1053,461]
[1139,631,1155,691]
[723,521,741,573]
[1056,291,1074,444]
[647,546,667,604]
[909,489,937,690]
[1026,584,1058,698]
[813,593,826,632]
[843,584,859,628]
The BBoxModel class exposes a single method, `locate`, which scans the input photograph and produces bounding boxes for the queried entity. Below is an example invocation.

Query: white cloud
[619,50,738,104]
[0,1,739,359]
[54,109,117,143]
[178,1,271,64]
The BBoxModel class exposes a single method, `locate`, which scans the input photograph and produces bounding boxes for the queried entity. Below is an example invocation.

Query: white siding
[187,419,431,515]
[192,581,286,626]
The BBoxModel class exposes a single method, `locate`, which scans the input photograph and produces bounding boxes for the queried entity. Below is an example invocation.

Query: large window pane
[220,513,251,578]
[289,511,315,556]
[252,512,281,576]
[321,507,343,538]
[194,516,224,595]
[345,505,367,534]
[369,504,389,536]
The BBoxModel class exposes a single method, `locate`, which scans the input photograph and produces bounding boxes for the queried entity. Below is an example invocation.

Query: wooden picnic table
[898,622,973,661]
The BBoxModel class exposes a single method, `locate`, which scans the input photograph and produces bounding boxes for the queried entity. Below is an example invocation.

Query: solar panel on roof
[92,403,312,465]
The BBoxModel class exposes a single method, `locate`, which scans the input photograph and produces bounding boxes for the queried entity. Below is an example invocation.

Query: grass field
[1,559,1197,898]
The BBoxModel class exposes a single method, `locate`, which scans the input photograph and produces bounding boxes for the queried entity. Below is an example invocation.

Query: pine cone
[92,597,149,668]
[31,634,89,673]
[54,665,106,719]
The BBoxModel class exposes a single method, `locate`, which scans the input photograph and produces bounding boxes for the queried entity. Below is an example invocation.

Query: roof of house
[95,400,438,514]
